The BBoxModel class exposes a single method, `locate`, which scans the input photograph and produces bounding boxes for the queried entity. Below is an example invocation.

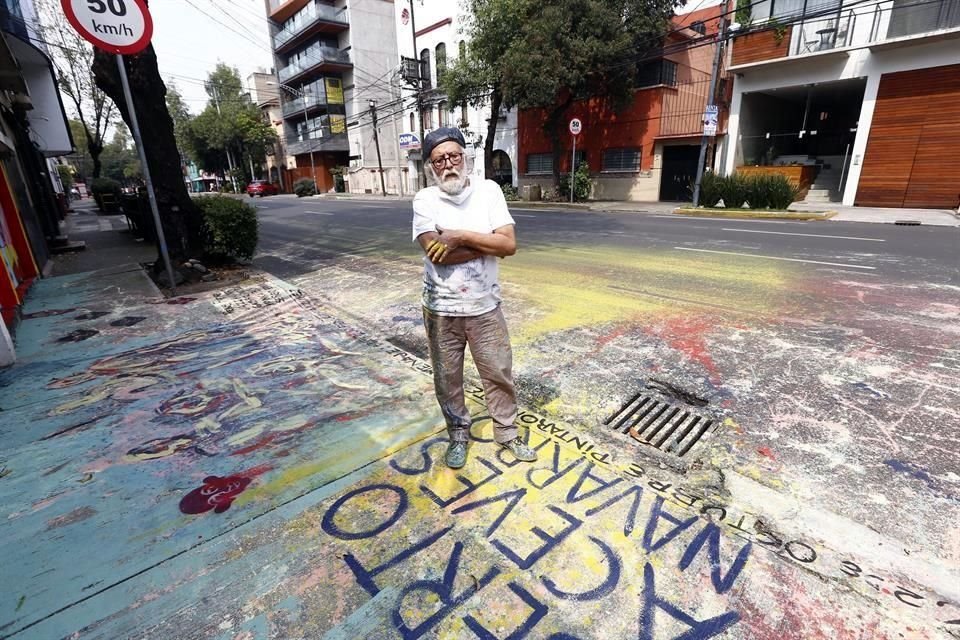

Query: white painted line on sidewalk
[674,247,877,270]
[721,228,885,242]
[98,219,112,232]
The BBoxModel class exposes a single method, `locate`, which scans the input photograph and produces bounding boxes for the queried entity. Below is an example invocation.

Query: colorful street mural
[1,247,958,639]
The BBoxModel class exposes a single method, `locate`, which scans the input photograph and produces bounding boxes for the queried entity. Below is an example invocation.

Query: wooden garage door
[856,64,960,209]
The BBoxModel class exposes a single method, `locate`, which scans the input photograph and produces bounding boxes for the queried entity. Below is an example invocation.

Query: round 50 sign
[61,0,153,55]
[569,118,582,136]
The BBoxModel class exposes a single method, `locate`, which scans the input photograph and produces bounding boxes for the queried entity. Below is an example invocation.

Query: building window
[409,112,415,132]
[636,59,678,88]
[422,108,433,130]
[419,48,432,89]
[460,104,468,128]
[689,20,707,34]
[602,148,641,172]
[527,153,553,174]
[573,150,587,170]
[436,43,447,85]
[438,101,447,127]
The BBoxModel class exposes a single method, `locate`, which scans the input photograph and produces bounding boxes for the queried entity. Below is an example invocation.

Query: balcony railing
[738,0,959,64]
[273,3,347,49]
[278,47,351,83]
[286,134,349,155]
[281,94,326,117]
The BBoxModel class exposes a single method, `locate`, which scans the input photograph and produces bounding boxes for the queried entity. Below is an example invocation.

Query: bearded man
[411,127,537,469]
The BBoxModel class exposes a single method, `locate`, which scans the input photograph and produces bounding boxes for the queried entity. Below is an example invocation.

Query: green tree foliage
[99,125,143,183]
[443,0,679,182]
[184,64,277,183]
[165,83,193,162]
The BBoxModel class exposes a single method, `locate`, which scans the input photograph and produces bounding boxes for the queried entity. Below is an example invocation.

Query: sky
[147,0,720,116]
[150,0,276,115]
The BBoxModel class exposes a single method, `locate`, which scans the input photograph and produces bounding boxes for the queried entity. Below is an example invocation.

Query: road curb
[671,207,837,221]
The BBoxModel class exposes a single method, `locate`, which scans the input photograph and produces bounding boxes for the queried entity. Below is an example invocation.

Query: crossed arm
[417,224,516,265]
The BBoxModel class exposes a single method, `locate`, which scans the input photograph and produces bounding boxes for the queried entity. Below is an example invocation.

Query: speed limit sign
[61,0,153,55]
[569,118,582,136]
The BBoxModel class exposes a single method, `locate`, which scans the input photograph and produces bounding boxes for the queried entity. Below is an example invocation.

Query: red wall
[518,88,666,175]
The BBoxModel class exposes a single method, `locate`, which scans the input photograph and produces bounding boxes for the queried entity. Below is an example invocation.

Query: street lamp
[267,81,318,191]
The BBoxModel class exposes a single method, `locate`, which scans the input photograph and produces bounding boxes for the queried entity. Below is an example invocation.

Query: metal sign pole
[116,54,177,295]
[570,134,576,204]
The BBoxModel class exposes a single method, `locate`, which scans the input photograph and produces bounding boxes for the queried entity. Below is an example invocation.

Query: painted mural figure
[412,126,537,469]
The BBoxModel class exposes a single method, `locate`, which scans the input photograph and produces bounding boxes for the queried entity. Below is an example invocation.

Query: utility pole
[409,0,426,189]
[369,100,387,196]
[691,0,729,207]
[390,72,405,196]
[211,85,239,193]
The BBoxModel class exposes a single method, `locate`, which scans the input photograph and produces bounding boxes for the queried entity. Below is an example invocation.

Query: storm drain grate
[604,392,716,458]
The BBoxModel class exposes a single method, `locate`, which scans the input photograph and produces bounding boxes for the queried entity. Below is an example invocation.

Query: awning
[5,34,73,156]
[0,32,28,94]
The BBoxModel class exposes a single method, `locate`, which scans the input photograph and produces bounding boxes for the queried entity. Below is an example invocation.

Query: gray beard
[437,171,469,196]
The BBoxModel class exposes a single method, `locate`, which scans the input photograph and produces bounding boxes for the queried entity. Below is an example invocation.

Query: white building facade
[393,0,518,193]
[726,0,960,208]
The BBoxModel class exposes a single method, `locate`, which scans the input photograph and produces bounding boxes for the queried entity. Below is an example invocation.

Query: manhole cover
[604,392,717,460]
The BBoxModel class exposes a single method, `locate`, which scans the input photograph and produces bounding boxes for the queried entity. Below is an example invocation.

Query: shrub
[90,177,121,197]
[501,184,519,201]
[558,162,593,201]
[294,177,317,197]
[745,174,774,209]
[765,174,801,209]
[697,171,723,207]
[719,172,750,208]
[195,195,259,261]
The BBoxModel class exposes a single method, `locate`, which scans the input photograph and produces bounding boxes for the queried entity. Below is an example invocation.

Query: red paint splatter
[179,475,251,514]
[230,434,278,456]
[648,317,720,382]
[757,446,776,460]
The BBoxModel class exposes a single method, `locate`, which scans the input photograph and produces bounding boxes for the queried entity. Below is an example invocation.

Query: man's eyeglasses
[430,152,464,170]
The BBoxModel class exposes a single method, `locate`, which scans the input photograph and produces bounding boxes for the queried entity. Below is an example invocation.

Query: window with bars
[602,148,641,172]
[422,108,433,129]
[436,43,447,85]
[636,59,678,88]
[527,153,553,174]
[419,48,432,89]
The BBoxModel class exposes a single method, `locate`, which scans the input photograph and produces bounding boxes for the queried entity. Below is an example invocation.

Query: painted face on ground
[429,141,468,195]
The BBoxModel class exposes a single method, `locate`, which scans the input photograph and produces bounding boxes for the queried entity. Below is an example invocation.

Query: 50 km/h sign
[569,118,583,136]
[61,0,153,55]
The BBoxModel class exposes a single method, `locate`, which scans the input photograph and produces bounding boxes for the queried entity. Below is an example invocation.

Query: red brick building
[517,6,728,201]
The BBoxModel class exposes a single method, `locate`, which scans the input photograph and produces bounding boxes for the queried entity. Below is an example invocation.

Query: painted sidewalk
[1,267,957,639]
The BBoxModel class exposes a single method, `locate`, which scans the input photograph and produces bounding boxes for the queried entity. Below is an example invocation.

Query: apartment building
[517,5,728,201]
[247,70,287,189]
[394,0,519,192]
[726,0,960,208]
[264,0,402,194]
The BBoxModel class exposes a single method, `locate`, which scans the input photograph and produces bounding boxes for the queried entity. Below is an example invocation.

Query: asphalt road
[249,195,959,285]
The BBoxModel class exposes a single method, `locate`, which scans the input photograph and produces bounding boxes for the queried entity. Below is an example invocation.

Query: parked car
[246,180,279,197]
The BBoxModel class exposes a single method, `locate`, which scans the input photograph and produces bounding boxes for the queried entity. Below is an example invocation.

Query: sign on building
[400,133,421,150]
[703,105,718,137]
[325,78,344,105]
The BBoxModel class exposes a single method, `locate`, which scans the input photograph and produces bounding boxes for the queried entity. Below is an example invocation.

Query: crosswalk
[68,213,129,234]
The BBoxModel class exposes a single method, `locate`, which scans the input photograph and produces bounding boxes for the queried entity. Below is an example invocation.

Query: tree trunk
[483,88,503,181]
[91,153,102,179]
[91,44,204,265]
[546,96,573,186]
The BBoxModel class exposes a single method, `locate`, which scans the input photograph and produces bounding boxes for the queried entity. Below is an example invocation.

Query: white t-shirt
[412,179,516,316]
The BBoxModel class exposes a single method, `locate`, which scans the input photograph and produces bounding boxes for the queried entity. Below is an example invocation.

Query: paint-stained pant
[423,306,518,444]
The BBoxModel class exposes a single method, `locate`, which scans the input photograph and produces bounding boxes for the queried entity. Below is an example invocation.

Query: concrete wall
[726,37,960,205]
[345,0,403,194]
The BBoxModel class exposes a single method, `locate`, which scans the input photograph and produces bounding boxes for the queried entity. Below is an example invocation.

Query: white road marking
[512,214,536,218]
[721,228,885,242]
[304,211,333,215]
[650,214,792,224]
[674,247,877,270]
[606,230,626,234]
